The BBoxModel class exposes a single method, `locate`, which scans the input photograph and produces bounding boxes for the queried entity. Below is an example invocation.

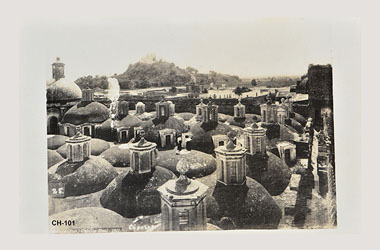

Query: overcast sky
[21,18,335,81]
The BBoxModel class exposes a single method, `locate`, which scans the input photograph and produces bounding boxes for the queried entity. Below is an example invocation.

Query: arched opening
[120,130,128,143]
[48,116,59,134]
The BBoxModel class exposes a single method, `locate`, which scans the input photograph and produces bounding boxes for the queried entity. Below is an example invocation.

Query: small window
[219,141,224,146]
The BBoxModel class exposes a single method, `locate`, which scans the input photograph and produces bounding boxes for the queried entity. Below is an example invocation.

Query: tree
[251,79,257,86]
[170,86,177,93]
[233,86,243,96]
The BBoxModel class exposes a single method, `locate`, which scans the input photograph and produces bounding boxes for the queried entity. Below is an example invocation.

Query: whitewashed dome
[46,78,82,102]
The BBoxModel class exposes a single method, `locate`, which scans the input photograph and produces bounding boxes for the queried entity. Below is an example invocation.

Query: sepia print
[46,20,337,233]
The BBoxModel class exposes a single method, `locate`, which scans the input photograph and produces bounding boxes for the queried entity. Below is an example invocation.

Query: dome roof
[156,149,217,178]
[46,78,82,102]
[246,151,291,196]
[141,116,188,144]
[189,122,234,154]
[61,101,110,125]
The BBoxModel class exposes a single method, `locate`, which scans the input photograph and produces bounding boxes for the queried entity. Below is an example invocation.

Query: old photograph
[44,19,337,233]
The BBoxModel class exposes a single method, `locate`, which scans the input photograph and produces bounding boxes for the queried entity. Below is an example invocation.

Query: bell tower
[215,132,247,186]
[157,158,209,231]
[52,57,65,81]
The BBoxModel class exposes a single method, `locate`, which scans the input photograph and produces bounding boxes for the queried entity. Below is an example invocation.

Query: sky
[21,18,335,81]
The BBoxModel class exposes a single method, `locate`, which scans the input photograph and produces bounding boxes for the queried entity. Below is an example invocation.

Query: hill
[74,55,243,90]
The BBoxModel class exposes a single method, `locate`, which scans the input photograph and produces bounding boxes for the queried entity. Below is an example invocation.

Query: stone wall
[119,95,266,116]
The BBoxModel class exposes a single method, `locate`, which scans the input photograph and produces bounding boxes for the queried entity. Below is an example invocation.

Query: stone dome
[246,151,291,196]
[96,115,143,141]
[189,122,235,154]
[100,166,176,218]
[46,78,82,102]
[48,156,118,197]
[61,101,110,125]
[141,116,188,144]
[156,148,217,178]
[197,171,282,229]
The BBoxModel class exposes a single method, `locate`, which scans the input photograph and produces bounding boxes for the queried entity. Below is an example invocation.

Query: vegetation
[233,86,251,96]
[74,56,243,90]
[169,86,177,93]
[75,75,109,90]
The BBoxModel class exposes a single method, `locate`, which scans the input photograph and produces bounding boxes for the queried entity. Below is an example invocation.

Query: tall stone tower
[157,158,208,231]
[215,132,247,186]
[242,122,267,155]
[129,131,157,174]
[52,57,65,81]
[65,128,91,163]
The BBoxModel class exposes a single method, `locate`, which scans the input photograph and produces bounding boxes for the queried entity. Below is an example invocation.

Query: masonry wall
[119,95,266,116]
